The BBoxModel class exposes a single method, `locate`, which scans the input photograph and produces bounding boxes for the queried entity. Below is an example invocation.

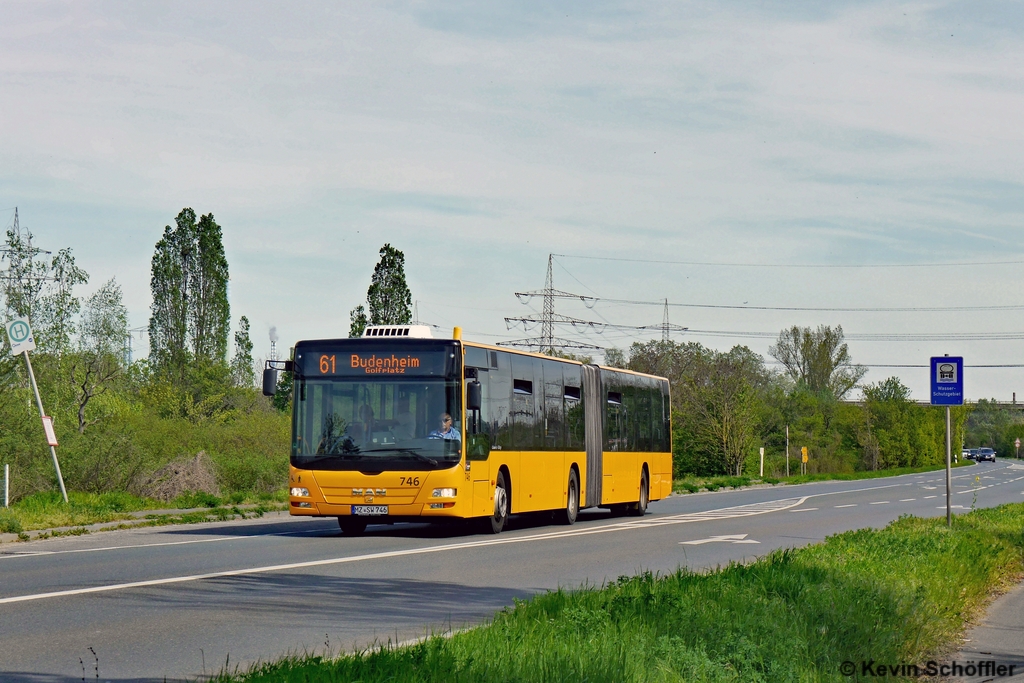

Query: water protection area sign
[930,357,964,406]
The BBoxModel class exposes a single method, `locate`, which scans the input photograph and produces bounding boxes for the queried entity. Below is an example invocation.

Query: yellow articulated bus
[262,324,672,535]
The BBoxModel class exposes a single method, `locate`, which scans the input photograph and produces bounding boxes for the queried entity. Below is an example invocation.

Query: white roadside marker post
[6,317,68,503]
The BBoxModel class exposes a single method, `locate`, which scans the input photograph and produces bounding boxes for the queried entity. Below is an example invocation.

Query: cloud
[1,0,1022,399]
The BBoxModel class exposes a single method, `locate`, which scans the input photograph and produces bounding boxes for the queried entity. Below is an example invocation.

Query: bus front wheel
[338,517,368,535]
[558,469,580,525]
[484,470,509,534]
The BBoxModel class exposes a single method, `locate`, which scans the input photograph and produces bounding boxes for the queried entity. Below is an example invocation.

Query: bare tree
[71,279,128,433]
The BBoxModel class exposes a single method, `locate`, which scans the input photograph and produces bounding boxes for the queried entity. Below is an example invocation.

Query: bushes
[0,381,290,505]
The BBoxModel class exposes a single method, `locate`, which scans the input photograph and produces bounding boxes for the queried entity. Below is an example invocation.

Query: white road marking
[680,534,760,545]
[925,496,937,499]
[0,497,809,605]
[789,508,818,512]
[899,499,916,502]
[870,501,889,505]
[0,528,325,560]
[834,504,857,508]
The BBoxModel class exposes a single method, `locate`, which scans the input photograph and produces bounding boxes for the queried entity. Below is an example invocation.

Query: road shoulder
[950,580,1024,682]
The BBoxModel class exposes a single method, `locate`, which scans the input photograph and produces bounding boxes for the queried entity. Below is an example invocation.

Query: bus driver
[428,413,461,441]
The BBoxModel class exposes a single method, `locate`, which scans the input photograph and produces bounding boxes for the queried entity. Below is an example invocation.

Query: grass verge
[673,460,976,494]
[1,489,287,533]
[211,503,1024,683]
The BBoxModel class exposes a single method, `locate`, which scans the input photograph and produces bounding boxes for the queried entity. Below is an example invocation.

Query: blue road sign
[930,356,964,406]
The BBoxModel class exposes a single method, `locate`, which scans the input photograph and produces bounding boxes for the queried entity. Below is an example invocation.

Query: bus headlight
[431,488,457,498]
[290,487,310,497]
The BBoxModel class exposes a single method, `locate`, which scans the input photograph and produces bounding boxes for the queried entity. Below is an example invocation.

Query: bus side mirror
[467,380,482,411]
[262,368,278,397]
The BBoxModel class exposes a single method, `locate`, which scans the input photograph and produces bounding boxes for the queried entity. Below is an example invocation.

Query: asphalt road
[3,461,1023,682]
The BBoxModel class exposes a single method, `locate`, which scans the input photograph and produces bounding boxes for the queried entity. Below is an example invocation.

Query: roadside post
[801,446,808,475]
[3,464,8,508]
[5,317,68,503]
[759,447,764,477]
[1015,437,1020,460]
[930,355,964,528]
[786,426,790,477]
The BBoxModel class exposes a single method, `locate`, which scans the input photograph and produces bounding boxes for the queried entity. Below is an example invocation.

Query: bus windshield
[291,342,462,471]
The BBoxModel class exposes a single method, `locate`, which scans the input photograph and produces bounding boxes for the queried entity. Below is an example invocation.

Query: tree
[349,304,368,338]
[2,223,88,354]
[148,208,231,380]
[769,325,866,399]
[70,279,128,433]
[190,213,231,363]
[348,244,412,335]
[36,248,89,354]
[231,316,255,387]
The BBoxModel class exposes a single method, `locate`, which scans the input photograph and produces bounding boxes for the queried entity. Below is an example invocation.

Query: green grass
[212,503,1024,683]
[0,489,287,533]
[673,460,976,494]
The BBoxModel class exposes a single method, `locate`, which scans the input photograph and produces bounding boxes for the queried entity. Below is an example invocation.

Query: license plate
[352,505,388,516]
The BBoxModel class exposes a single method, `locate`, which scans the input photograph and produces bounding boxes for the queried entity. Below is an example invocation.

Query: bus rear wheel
[557,469,580,525]
[338,517,367,535]
[483,470,509,534]
[630,470,649,517]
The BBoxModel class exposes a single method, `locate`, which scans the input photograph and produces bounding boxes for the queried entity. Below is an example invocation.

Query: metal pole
[945,406,952,528]
[22,351,68,503]
[786,425,790,477]
[3,464,8,508]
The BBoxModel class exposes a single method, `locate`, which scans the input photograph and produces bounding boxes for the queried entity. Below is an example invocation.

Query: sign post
[1015,437,1020,460]
[931,356,964,528]
[801,446,808,475]
[5,317,68,503]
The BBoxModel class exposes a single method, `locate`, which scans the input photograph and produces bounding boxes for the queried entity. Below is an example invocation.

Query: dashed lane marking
[870,501,890,505]
[834,504,857,508]
[789,508,818,512]
[899,499,916,502]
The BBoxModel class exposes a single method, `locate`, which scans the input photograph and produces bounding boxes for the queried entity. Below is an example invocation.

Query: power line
[683,329,1024,342]
[599,298,1024,313]
[553,252,1024,269]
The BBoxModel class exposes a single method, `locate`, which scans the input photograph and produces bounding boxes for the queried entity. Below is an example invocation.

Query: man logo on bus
[938,363,956,382]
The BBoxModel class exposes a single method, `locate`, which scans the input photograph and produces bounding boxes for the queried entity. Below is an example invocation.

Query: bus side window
[543,360,564,450]
[563,365,584,451]
[511,354,537,450]
[489,351,512,450]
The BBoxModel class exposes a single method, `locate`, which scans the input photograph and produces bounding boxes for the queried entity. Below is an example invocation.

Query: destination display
[296,348,450,377]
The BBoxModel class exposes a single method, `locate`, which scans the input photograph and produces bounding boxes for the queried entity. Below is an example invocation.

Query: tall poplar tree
[367,244,412,325]
[231,316,255,387]
[348,244,412,336]
[149,208,230,380]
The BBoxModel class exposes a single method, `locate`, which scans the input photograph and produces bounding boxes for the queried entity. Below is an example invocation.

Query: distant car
[968,449,980,460]
[977,448,996,462]
[961,449,970,461]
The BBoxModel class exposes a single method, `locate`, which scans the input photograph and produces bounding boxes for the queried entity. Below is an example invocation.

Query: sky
[2,1,1023,401]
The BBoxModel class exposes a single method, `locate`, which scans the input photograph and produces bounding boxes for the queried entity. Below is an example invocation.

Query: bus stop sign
[5,316,36,355]
[930,356,964,406]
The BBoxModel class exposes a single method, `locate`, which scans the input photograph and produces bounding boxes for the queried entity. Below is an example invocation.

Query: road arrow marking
[680,534,760,545]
